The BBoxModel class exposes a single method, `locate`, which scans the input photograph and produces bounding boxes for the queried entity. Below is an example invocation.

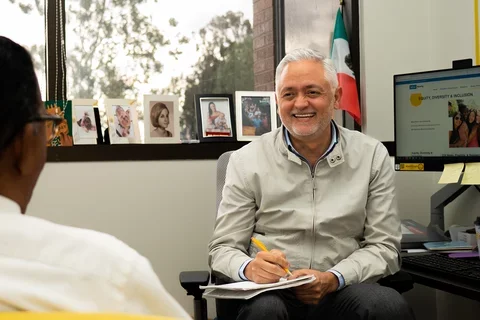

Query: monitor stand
[430,182,480,231]
[401,182,479,249]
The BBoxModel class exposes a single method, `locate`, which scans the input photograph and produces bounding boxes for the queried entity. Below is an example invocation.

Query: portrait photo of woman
[150,101,173,138]
[143,94,181,144]
[200,97,232,137]
[194,94,236,142]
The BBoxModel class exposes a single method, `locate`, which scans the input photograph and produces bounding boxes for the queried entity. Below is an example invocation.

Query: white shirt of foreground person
[0,196,190,319]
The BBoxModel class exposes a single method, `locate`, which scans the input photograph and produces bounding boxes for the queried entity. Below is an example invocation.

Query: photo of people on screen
[150,101,173,138]
[74,105,97,139]
[113,105,134,138]
[201,98,232,137]
[241,96,272,136]
[449,99,480,148]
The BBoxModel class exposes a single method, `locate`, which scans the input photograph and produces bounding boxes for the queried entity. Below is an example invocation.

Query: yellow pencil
[250,237,293,277]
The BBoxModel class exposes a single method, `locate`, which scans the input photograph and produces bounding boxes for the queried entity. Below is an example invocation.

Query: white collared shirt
[0,195,190,319]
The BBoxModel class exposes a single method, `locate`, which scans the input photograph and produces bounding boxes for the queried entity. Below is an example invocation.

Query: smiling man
[208,48,414,320]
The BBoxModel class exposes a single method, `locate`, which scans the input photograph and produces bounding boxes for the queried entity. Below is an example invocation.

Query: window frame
[43,0,279,162]
[44,0,393,162]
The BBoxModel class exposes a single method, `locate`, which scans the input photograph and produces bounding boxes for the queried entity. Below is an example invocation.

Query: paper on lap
[200,274,316,300]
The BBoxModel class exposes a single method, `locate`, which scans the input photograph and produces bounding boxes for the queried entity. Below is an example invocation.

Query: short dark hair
[0,36,40,152]
[150,102,168,127]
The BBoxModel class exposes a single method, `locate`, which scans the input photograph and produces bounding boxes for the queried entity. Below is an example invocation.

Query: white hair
[275,48,338,93]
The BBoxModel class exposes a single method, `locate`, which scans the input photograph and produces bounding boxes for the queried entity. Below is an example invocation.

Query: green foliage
[29,44,46,73]
[13,2,254,140]
[169,18,178,27]
[8,0,44,87]
[67,0,170,99]
[8,0,43,15]
[165,11,254,139]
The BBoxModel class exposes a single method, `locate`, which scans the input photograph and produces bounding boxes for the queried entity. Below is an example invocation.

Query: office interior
[11,0,480,319]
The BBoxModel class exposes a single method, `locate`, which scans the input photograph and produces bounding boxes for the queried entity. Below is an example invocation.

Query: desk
[402,265,480,302]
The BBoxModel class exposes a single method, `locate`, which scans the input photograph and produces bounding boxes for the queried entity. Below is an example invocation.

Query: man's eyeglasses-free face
[28,115,64,141]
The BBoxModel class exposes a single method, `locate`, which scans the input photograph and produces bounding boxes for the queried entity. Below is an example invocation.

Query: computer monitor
[394,66,480,171]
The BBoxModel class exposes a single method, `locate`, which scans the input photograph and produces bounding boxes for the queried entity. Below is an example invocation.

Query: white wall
[360,0,475,142]
[361,0,480,318]
[27,160,219,319]
[361,0,480,229]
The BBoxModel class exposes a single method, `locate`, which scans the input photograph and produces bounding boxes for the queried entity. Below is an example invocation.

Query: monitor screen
[394,66,480,171]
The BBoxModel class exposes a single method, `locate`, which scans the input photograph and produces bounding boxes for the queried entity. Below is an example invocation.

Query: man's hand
[244,249,290,284]
[291,269,339,305]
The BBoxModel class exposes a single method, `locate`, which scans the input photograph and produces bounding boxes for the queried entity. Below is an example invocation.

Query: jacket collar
[278,121,345,168]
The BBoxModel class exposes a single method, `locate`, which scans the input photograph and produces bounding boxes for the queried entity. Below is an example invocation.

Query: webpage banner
[395,70,480,158]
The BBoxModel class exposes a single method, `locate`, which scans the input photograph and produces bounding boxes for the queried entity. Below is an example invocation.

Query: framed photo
[72,99,99,145]
[144,95,181,144]
[195,94,236,142]
[44,100,73,147]
[105,99,141,144]
[235,91,277,141]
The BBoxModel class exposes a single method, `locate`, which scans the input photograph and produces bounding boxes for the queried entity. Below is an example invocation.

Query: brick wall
[253,0,275,91]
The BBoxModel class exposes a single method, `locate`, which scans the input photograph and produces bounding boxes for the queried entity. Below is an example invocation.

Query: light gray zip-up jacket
[208,124,401,286]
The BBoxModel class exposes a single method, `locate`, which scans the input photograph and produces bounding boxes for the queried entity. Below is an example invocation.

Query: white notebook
[200,275,316,300]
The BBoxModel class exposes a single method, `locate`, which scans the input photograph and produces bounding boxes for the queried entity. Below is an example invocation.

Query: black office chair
[179,151,414,320]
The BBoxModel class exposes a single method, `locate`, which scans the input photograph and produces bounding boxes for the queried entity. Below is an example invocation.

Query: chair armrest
[377,270,414,294]
[179,271,210,300]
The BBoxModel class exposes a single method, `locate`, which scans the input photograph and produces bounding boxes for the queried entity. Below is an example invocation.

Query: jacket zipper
[309,162,320,269]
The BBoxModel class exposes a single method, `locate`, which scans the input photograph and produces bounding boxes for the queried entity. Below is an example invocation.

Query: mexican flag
[331,8,361,125]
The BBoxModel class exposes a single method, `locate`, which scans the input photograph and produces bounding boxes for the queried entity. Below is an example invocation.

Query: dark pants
[219,283,415,320]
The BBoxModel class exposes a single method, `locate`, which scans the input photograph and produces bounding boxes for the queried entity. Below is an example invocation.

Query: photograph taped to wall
[235,91,277,141]
[144,95,181,144]
[72,99,98,145]
[105,99,141,144]
[194,94,236,142]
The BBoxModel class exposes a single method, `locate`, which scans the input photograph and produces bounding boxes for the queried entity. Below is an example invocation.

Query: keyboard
[402,253,480,284]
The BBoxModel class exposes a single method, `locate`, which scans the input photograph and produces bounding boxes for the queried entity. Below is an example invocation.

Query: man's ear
[13,123,43,176]
[275,94,279,113]
[333,87,343,110]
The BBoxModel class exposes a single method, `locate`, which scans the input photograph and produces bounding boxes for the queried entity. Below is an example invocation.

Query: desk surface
[402,264,480,301]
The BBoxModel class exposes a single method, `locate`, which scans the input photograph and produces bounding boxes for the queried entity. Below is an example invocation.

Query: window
[3,0,279,161]
[65,0,257,140]
[0,0,47,100]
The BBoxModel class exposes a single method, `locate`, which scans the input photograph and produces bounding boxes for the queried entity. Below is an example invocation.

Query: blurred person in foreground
[0,36,190,319]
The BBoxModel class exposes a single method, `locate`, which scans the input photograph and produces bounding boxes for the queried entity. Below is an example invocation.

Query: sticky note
[438,163,464,184]
[461,163,480,185]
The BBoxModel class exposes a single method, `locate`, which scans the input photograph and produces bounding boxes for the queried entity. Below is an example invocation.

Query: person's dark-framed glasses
[28,115,64,141]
